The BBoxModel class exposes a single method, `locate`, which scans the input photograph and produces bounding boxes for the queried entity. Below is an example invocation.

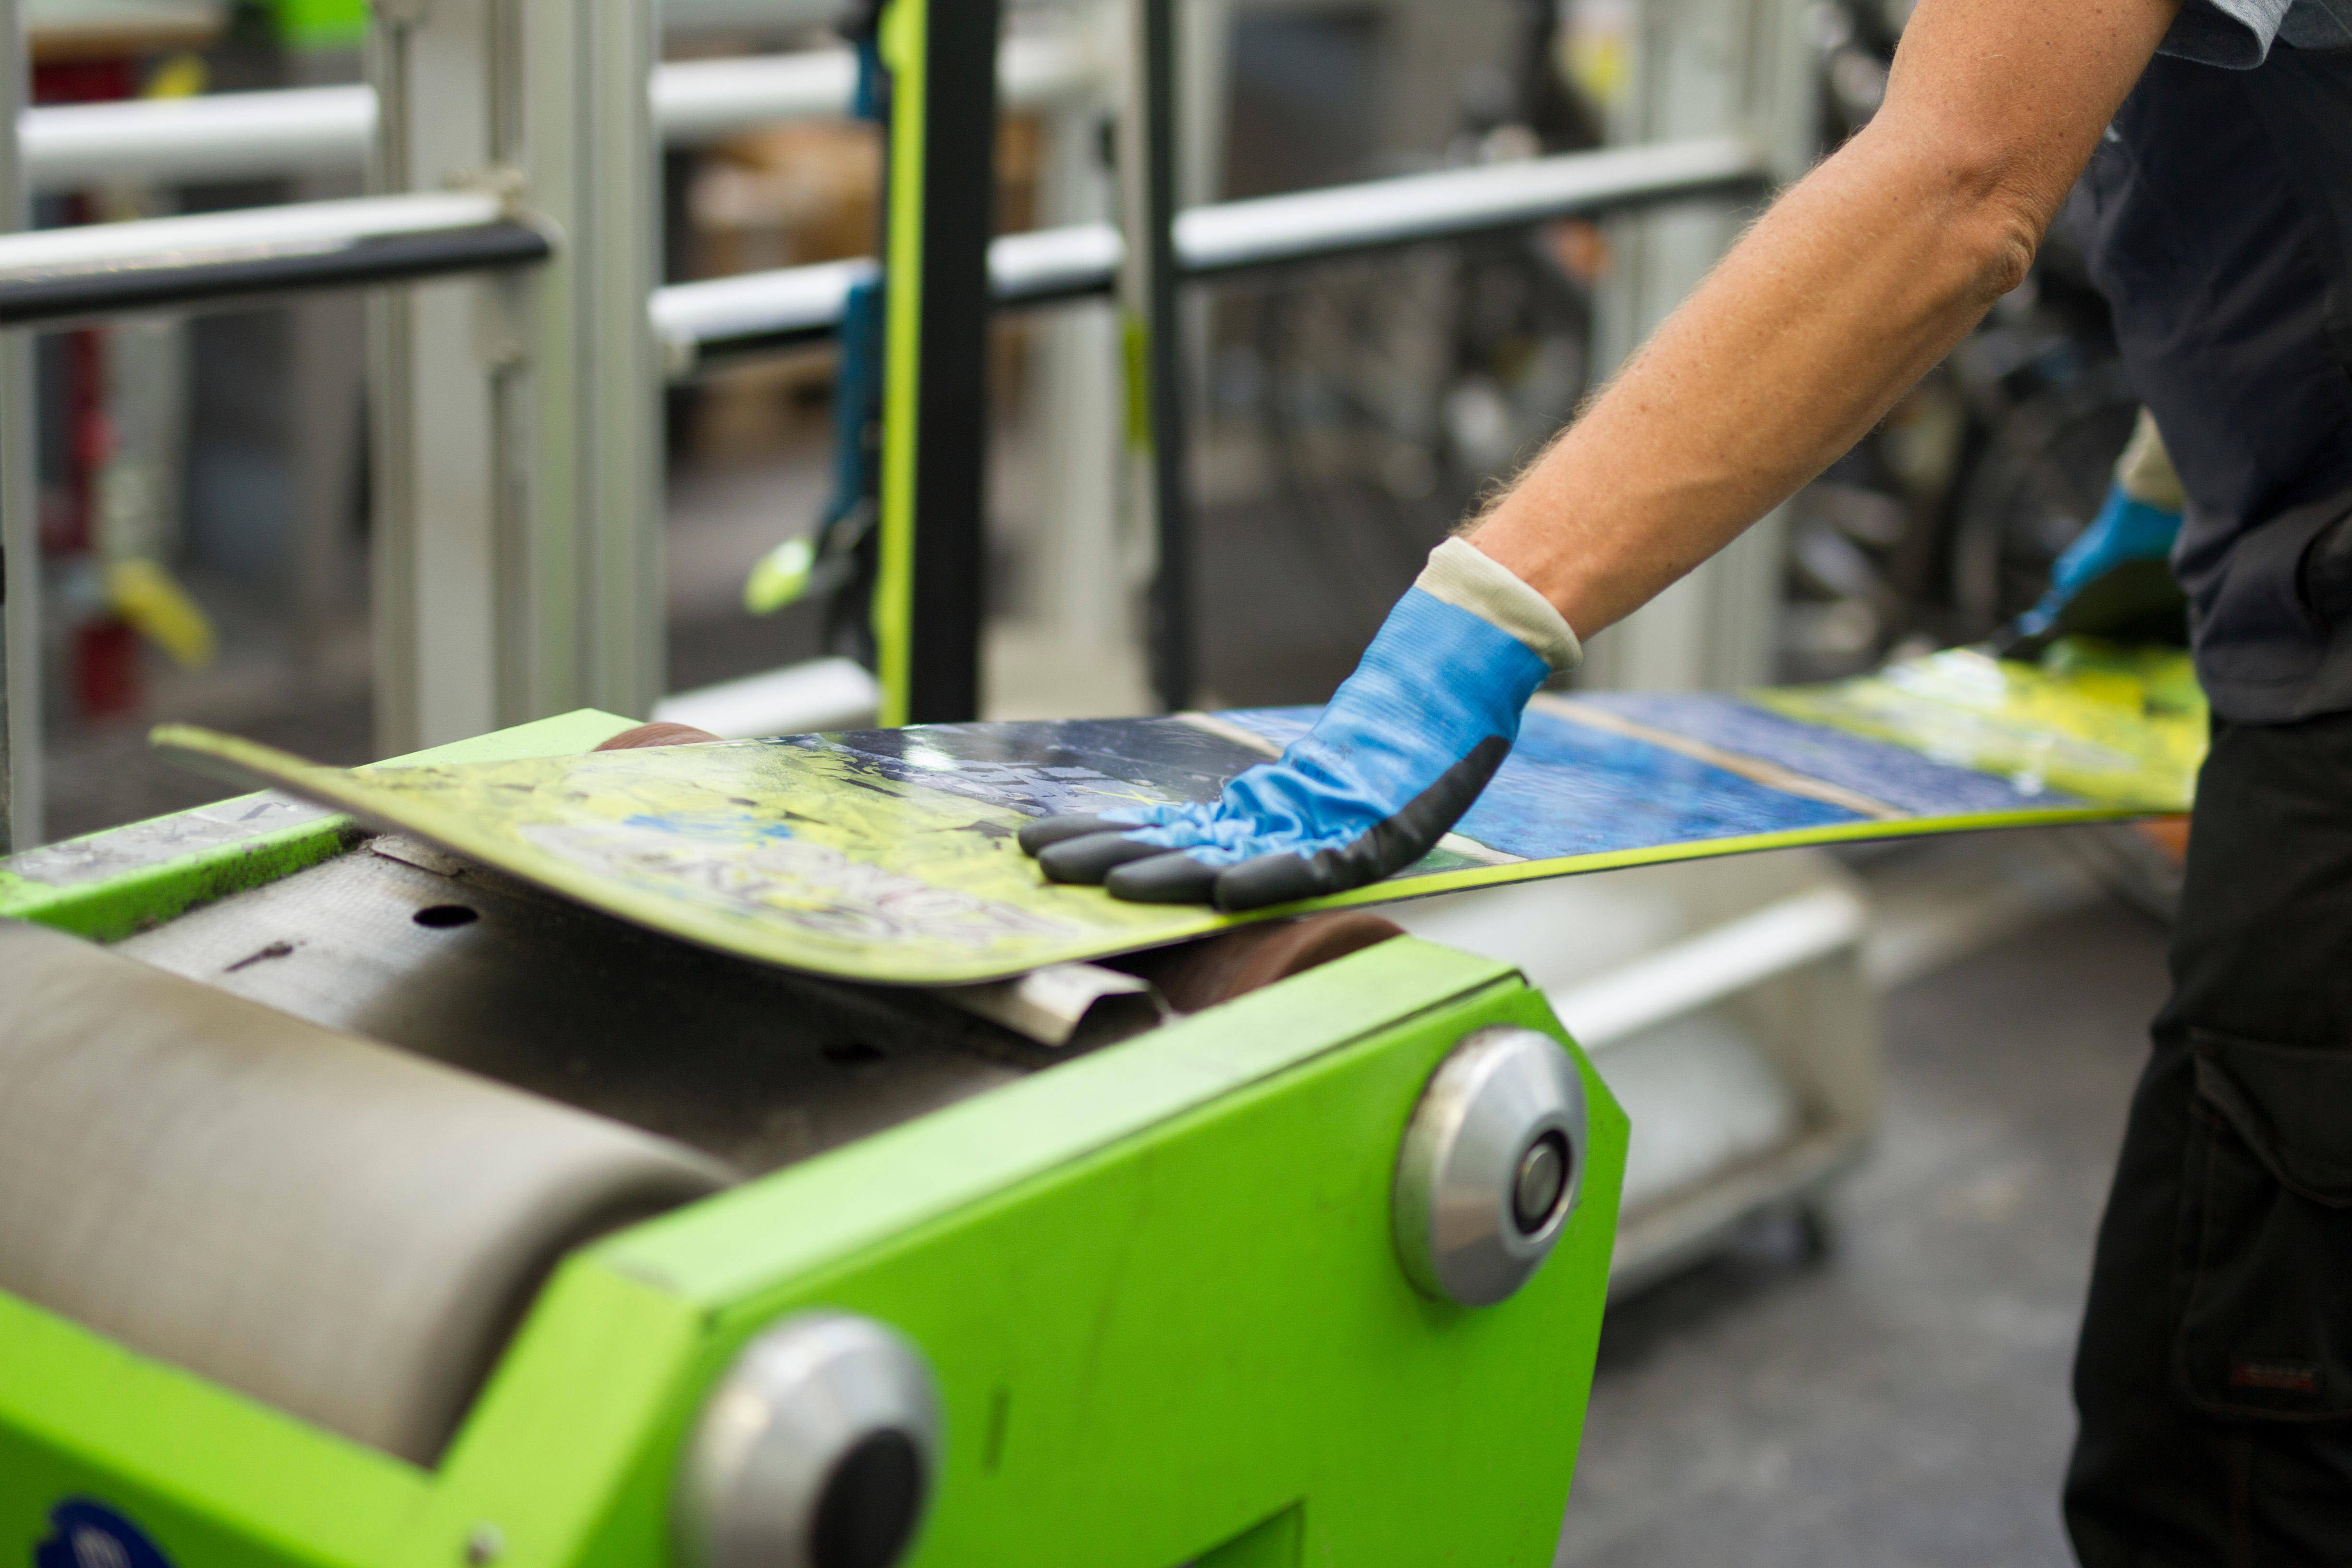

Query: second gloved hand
[2002,409,2186,654]
[2008,478,2183,643]
[1019,539,1580,911]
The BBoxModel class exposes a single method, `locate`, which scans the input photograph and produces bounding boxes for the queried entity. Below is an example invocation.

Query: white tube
[651,50,857,144]
[19,34,1103,193]
[649,138,1768,356]
[652,656,883,737]
[19,84,373,192]
[1175,137,1763,275]
[649,255,877,347]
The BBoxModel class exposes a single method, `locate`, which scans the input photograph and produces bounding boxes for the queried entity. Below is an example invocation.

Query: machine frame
[0,713,1629,1568]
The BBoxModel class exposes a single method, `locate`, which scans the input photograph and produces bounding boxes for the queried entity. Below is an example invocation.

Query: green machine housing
[0,711,1629,1568]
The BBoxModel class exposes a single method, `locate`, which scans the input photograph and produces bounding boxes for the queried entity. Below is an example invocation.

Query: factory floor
[1556,895,2170,1568]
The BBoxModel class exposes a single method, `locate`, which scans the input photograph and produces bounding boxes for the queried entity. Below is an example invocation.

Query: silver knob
[1393,1025,1588,1307]
[675,1312,942,1568]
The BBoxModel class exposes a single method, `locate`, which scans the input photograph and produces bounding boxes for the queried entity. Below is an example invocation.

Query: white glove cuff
[1416,538,1584,673]
[2114,407,2185,512]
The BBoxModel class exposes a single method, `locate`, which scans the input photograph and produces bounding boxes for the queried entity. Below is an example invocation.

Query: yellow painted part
[151,725,1231,985]
[1123,313,1153,450]
[147,642,2197,986]
[143,53,208,99]
[144,642,2198,985]
[1752,643,2203,812]
[743,536,816,615]
[873,0,929,728]
[105,558,216,670]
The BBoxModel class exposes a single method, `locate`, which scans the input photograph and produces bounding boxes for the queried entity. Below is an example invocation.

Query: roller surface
[0,919,731,1464]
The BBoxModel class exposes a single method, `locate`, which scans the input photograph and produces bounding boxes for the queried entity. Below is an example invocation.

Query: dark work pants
[2067,711,2352,1565]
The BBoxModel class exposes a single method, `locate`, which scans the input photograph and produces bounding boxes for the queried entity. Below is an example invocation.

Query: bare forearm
[1471,135,2032,633]
[1470,0,2179,638]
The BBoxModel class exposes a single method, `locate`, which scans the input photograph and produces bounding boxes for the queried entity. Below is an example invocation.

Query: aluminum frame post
[0,0,36,851]
[1015,6,1134,718]
[368,0,507,753]
[1575,0,1813,694]
[368,0,659,754]
[524,0,663,724]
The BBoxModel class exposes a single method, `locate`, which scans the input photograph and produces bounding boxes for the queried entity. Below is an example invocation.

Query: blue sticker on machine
[34,1501,174,1568]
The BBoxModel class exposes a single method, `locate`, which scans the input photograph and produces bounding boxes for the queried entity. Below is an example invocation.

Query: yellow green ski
[149,643,2202,986]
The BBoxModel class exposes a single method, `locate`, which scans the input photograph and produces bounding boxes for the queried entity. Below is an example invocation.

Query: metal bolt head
[1512,1132,1569,1236]
[1393,1025,1588,1307]
[675,1312,942,1568]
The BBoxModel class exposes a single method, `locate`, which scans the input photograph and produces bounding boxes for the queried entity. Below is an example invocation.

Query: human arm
[1026,0,2183,910]
[1469,0,2182,633]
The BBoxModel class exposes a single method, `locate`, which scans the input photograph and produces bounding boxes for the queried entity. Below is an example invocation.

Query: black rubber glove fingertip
[1211,853,1328,913]
[1105,850,1223,904]
[1036,832,1166,885]
[1018,813,1119,857]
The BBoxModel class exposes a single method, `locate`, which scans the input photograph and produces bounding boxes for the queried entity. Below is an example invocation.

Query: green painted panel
[0,1289,428,1568]
[271,0,368,49]
[383,1268,707,1568]
[0,710,639,941]
[603,939,1520,1304]
[452,943,1630,1568]
[742,982,1619,1566]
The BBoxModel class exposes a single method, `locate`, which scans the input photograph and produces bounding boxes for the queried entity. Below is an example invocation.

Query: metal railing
[654,137,1771,370]
[14,35,1097,195]
[0,191,547,327]
[0,134,1764,351]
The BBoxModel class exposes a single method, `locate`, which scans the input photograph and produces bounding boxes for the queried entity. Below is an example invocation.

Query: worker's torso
[2078,43,2352,723]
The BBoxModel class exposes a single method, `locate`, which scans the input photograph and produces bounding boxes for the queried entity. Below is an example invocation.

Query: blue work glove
[2011,479,2183,642]
[1019,539,1581,911]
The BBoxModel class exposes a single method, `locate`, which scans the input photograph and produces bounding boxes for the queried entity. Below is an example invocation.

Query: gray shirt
[2166,0,2352,65]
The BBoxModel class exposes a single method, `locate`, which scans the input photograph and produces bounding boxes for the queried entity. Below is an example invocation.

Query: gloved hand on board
[1019,538,1580,911]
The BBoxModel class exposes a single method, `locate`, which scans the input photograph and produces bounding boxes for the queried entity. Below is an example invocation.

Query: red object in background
[57,321,106,557]
[56,277,125,718]
[33,56,143,723]
[74,617,141,720]
[31,59,136,105]
[33,207,109,564]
